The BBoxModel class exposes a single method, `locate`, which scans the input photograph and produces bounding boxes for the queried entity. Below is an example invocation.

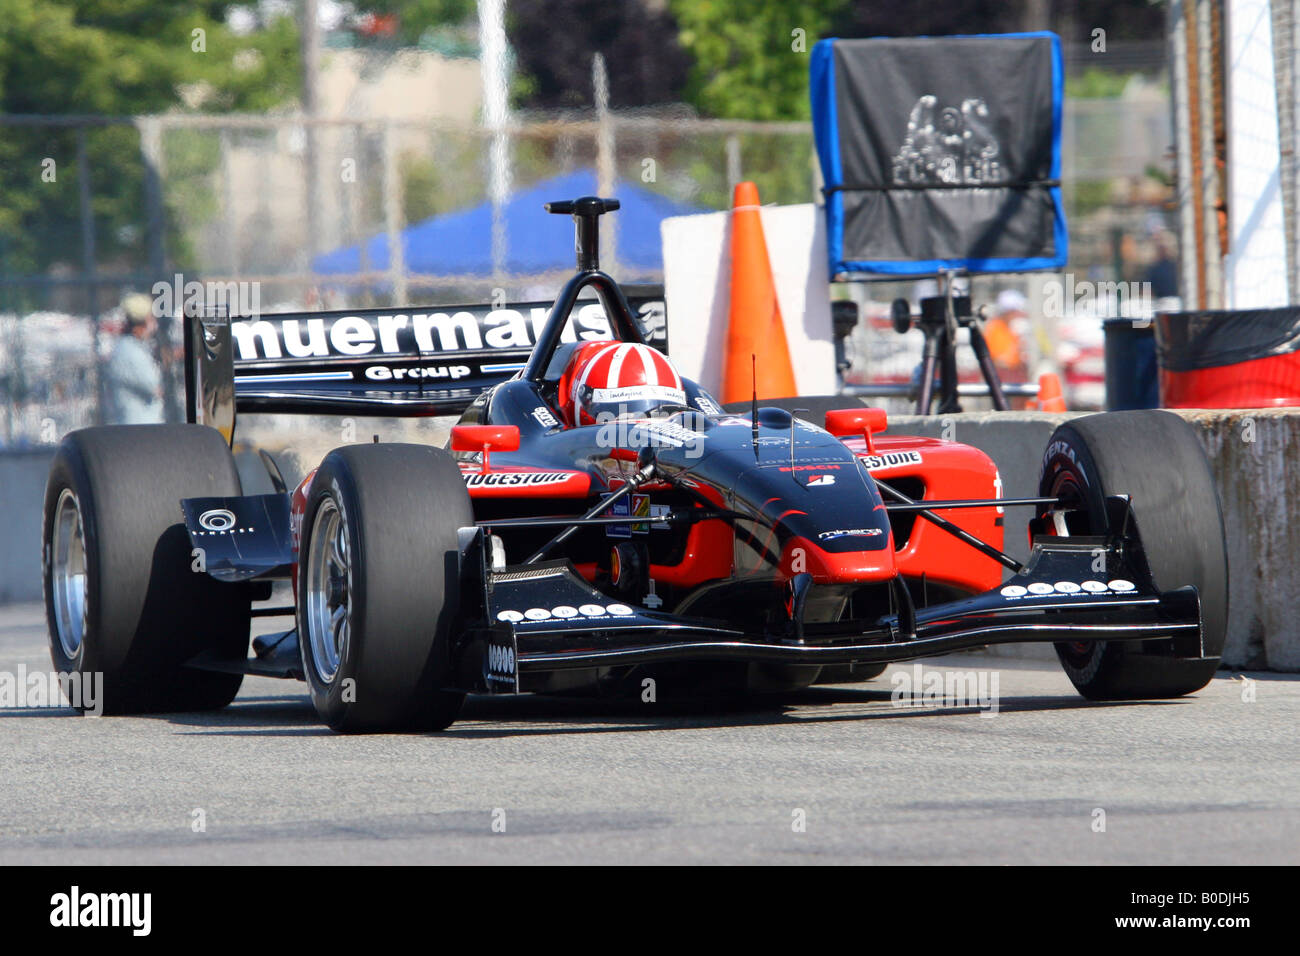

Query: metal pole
[1293,0,1300,300]
[383,121,407,305]
[219,127,239,276]
[301,0,322,267]
[1273,0,1299,300]
[593,53,617,274]
[725,134,741,195]
[479,0,510,282]
[1197,0,1224,308]
[1169,0,1202,307]
[138,117,181,422]
[75,129,103,426]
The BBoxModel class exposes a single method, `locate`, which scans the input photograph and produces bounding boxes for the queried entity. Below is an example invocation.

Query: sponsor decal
[717,416,758,428]
[807,474,836,486]
[486,643,515,675]
[197,508,237,532]
[639,420,705,448]
[231,305,614,362]
[365,364,471,381]
[591,384,686,406]
[607,495,632,539]
[817,528,884,541]
[694,393,723,414]
[1042,439,1088,485]
[607,496,662,539]
[531,405,559,429]
[483,633,517,693]
[631,494,651,533]
[463,472,572,488]
[496,603,636,624]
[779,463,843,472]
[858,450,923,471]
[999,579,1138,599]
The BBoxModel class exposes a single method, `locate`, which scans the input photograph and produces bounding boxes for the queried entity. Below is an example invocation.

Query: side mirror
[825,407,888,453]
[451,424,521,473]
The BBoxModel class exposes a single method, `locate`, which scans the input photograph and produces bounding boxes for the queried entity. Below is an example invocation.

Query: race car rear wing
[183,290,666,439]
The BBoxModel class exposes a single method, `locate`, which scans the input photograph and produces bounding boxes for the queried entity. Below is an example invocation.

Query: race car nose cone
[780,535,897,585]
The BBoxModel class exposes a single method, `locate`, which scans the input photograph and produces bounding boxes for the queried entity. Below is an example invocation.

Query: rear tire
[1039,410,1227,700]
[42,425,250,714]
[297,444,472,732]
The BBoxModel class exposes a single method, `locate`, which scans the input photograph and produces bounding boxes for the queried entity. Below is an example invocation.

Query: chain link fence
[0,93,1174,445]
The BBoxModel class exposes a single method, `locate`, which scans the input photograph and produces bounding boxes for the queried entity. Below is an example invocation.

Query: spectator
[984,289,1029,381]
[1146,230,1179,300]
[104,294,163,425]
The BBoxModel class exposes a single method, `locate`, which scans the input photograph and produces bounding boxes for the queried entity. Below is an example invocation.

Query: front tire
[297,444,472,732]
[1039,410,1227,700]
[42,425,250,714]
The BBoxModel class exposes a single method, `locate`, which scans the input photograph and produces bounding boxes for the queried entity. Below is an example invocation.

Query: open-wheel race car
[42,197,1228,732]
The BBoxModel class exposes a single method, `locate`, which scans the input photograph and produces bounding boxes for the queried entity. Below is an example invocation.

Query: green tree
[505,0,691,110]
[358,0,477,47]
[0,1,300,279]
[669,0,846,121]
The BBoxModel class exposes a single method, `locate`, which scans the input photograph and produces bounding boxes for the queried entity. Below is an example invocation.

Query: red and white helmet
[564,342,686,426]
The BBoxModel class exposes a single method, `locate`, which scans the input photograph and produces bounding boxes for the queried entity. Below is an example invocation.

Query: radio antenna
[750,354,759,457]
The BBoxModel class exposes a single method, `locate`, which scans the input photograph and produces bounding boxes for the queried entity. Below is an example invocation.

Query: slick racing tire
[42,425,250,714]
[297,443,471,733]
[1038,410,1227,700]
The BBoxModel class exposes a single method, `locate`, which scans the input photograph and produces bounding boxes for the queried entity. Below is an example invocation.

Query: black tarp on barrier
[1155,308,1300,371]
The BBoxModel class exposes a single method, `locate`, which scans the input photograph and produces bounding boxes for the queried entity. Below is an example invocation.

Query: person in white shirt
[104,294,163,425]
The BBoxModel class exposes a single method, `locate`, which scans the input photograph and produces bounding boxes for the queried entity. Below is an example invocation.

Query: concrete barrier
[0,448,54,605]
[884,408,1299,672]
[3,407,1297,671]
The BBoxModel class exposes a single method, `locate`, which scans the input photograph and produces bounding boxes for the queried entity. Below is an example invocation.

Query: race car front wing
[455,500,1205,695]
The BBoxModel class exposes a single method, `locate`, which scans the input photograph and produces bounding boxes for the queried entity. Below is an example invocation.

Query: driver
[560,341,687,426]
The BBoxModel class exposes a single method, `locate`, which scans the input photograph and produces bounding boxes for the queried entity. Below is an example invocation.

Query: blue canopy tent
[312,169,704,278]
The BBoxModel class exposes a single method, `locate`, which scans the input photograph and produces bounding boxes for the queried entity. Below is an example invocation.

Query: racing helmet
[563,342,686,426]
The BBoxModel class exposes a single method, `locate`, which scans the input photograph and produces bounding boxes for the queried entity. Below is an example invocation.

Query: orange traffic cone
[1036,372,1067,412]
[721,182,798,404]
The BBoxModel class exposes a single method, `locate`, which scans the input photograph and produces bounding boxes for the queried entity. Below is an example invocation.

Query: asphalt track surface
[1,601,1296,864]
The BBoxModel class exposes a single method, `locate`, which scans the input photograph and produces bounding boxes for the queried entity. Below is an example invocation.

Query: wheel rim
[51,488,88,660]
[305,498,351,685]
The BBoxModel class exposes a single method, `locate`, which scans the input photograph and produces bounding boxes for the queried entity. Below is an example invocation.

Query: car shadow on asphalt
[154,685,1183,738]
